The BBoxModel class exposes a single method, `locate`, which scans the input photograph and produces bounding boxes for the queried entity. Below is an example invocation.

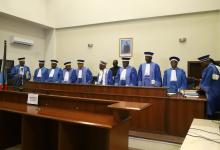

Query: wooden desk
[0,90,150,150]
[166,95,206,136]
[14,82,206,137]
[23,81,167,97]
[180,119,220,150]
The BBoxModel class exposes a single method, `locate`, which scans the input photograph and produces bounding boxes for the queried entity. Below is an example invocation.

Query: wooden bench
[0,90,150,150]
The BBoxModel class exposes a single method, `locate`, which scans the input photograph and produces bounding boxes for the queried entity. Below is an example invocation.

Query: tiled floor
[129,137,180,150]
[5,137,181,150]
[5,145,21,150]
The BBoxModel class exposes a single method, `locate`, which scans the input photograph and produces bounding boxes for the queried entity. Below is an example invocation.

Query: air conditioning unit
[10,36,34,46]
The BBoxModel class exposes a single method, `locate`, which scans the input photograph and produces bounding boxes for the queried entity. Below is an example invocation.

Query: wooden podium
[0,89,150,150]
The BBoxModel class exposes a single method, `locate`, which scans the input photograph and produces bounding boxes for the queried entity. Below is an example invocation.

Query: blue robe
[115,66,138,86]
[46,67,63,83]
[11,65,31,86]
[33,67,48,82]
[62,68,77,84]
[200,63,220,115]
[97,69,113,85]
[0,72,2,86]
[138,62,162,87]
[163,68,187,93]
[0,72,4,89]
[75,67,93,84]
[0,72,7,84]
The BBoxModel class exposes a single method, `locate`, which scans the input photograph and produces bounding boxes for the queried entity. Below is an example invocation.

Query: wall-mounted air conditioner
[10,36,34,46]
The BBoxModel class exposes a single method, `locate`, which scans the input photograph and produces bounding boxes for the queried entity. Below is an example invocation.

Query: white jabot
[98,70,103,83]
[212,65,220,80]
[102,69,108,85]
[64,71,70,82]
[144,64,151,76]
[120,69,126,80]
[49,69,55,77]
[37,69,42,77]
[170,70,177,81]
[78,70,82,78]
[98,69,108,85]
[19,67,24,75]
[215,65,220,73]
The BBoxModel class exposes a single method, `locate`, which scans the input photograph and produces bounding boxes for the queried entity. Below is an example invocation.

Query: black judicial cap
[64,61,71,65]
[51,59,58,63]
[18,57,25,61]
[77,59,85,63]
[144,52,154,56]
[39,60,45,64]
[100,61,107,65]
[198,55,210,62]
[169,56,180,62]
[122,57,130,62]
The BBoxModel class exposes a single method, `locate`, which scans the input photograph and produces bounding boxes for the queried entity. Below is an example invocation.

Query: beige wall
[0,0,51,27]
[56,11,220,76]
[218,11,220,57]
[45,29,57,67]
[0,10,218,77]
[0,14,47,77]
[0,0,219,28]
[49,0,220,28]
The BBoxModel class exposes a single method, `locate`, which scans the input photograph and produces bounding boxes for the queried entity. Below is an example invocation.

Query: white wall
[48,0,220,28]
[56,11,220,76]
[0,0,52,27]
[0,14,47,76]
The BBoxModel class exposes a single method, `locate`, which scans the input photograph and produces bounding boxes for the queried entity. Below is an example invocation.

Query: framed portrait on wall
[119,38,133,57]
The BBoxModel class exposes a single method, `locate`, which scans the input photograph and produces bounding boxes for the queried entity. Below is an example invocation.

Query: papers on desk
[167,93,176,96]
[184,95,199,98]
[182,90,199,98]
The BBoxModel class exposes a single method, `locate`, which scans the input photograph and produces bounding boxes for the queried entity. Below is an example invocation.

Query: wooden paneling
[165,97,205,136]
[22,116,59,150]
[59,123,109,150]
[0,112,21,149]
[108,120,129,150]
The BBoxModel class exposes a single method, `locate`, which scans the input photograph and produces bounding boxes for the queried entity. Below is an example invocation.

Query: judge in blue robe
[33,60,48,82]
[62,61,77,84]
[138,52,162,87]
[11,57,31,86]
[198,55,220,117]
[163,56,187,93]
[46,60,63,83]
[97,61,113,85]
[75,60,93,84]
[115,57,138,86]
